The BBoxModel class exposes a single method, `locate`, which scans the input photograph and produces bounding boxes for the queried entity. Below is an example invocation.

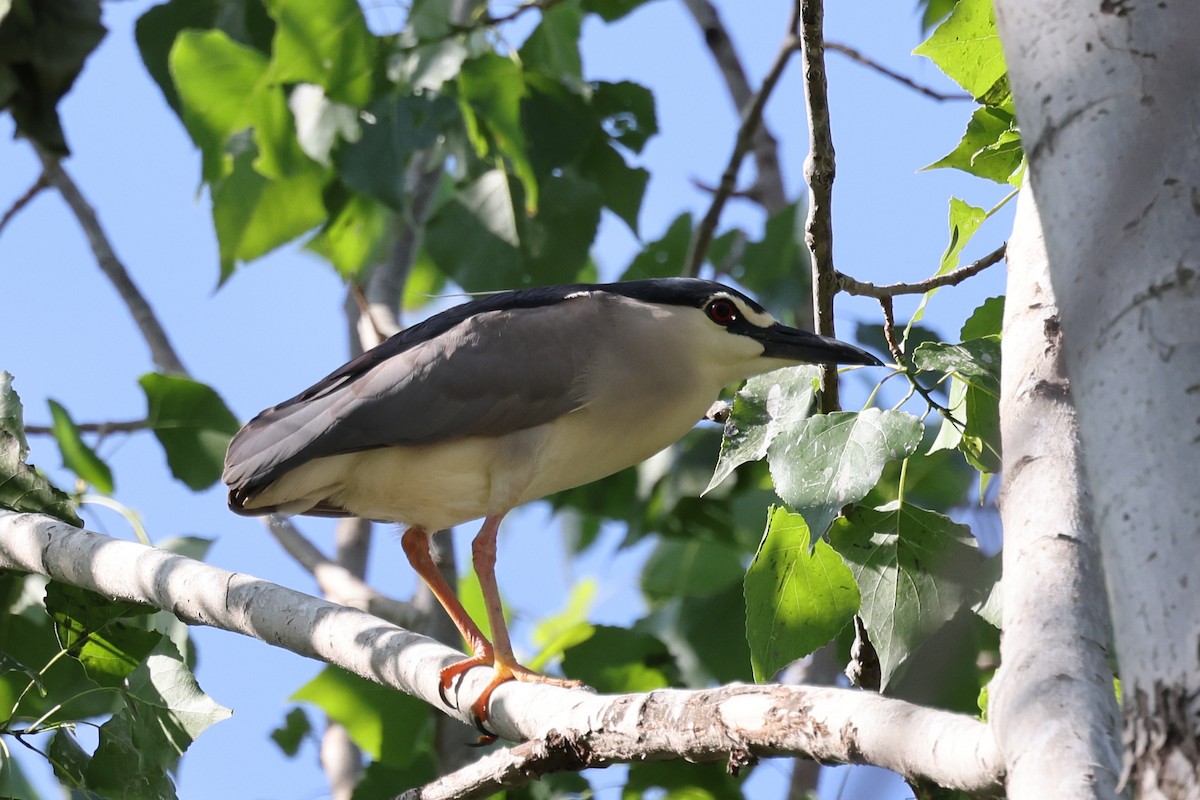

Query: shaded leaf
[457,52,538,212]
[270,706,313,757]
[306,191,390,279]
[519,1,583,81]
[592,80,657,154]
[140,373,240,491]
[48,398,114,494]
[745,508,859,682]
[769,408,924,540]
[915,336,1001,473]
[641,538,745,601]
[706,365,818,494]
[561,626,676,693]
[336,92,458,211]
[293,667,429,766]
[639,582,754,686]
[578,139,648,234]
[728,202,811,313]
[49,729,92,792]
[581,0,653,22]
[0,0,106,153]
[960,296,1005,340]
[620,212,691,280]
[0,373,80,524]
[46,583,160,688]
[924,106,1023,185]
[829,502,989,688]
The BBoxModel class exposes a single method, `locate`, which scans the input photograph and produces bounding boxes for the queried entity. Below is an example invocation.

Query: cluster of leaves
[0,377,229,799]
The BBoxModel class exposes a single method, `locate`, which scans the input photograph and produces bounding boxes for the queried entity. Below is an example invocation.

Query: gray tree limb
[0,510,1002,794]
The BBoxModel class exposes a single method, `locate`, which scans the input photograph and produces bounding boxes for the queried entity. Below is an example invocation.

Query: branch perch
[0,511,1002,794]
[836,244,1007,299]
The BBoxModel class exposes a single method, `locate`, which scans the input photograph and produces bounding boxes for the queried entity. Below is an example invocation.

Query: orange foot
[438,654,583,738]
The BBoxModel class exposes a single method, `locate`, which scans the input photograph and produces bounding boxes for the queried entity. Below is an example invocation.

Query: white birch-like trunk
[993,187,1122,797]
[994,2,1200,793]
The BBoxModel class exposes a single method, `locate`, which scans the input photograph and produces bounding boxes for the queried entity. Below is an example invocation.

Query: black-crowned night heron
[223,278,881,725]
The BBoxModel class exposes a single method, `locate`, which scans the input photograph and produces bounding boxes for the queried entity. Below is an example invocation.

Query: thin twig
[837,243,1008,299]
[826,42,973,102]
[685,32,802,276]
[34,146,187,376]
[682,0,788,212]
[879,296,964,430]
[798,0,843,413]
[0,173,49,237]
[24,418,149,437]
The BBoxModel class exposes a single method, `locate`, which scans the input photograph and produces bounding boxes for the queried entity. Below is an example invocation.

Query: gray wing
[223,301,595,505]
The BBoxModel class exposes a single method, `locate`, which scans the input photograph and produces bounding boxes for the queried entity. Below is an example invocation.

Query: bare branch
[24,418,149,437]
[797,0,842,412]
[826,41,973,102]
[836,244,1007,299]
[685,33,801,276]
[0,173,49,237]
[34,146,187,376]
[263,515,415,629]
[0,511,1002,794]
[681,0,788,212]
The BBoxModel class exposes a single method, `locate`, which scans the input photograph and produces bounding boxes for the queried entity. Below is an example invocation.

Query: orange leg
[401,519,581,731]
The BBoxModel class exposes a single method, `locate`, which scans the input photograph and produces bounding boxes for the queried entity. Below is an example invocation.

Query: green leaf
[578,140,648,235]
[829,502,990,688]
[293,667,429,766]
[730,203,811,314]
[306,191,390,279]
[393,36,469,93]
[0,0,106,154]
[47,398,114,494]
[46,583,160,688]
[768,408,924,540]
[139,373,240,491]
[706,365,819,494]
[913,0,1008,104]
[916,337,1002,474]
[170,29,289,183]
[528,579,596,672]
[960,296,1005,340]
[745,508,859,682]
[924,106,1023,185]
[270,706,313,757]
[49,729,93,792]
[641,538,745,601]
[581,0,653,22]
[561,626,676,693]
[638,582,754,686]
[516,171,602,285]
[0,373,81,524]
[88,639,231,799]
[457,53,538,212]
[620,212,691,280]
[264,0,377,106]
[212,145,329,279]
[519,1,583,81]
[335,92,458,211]
[592,80,657,154]
[939,197,987,275]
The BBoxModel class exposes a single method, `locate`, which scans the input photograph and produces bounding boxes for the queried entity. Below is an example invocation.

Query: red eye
[706,298,739,325]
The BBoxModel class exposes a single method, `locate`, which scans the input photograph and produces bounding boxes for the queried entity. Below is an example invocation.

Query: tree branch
[34,146,187,376]
[836,244,1007,299]
[825,41,973,102]
[992,187,1121,794]
[685,31,801,276]
[681,0,788,212]
[23,418,149,437]
[0,172,48,237]
[797,0,841,412]
[0,511,1003,794]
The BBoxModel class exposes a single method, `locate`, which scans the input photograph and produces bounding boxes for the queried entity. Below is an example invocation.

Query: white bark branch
[996,1,1200,791]
[993,187,1121,797]
[0,511,1002,793]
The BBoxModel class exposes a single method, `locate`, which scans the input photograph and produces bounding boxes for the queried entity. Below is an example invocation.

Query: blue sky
[0,1,1009,797]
